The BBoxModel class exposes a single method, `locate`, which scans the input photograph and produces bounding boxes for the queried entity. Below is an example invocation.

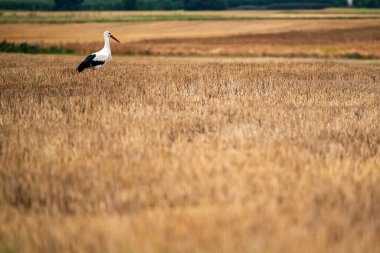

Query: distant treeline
[0,0,379,11]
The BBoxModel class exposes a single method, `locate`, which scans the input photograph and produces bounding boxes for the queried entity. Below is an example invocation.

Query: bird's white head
[104,31,120,43]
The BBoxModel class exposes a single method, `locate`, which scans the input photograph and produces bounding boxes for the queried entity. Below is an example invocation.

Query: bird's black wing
[76,54,105,72]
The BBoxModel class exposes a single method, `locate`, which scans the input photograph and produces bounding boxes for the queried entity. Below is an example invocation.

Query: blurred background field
[0,9,380,58]
[0,1,379,59]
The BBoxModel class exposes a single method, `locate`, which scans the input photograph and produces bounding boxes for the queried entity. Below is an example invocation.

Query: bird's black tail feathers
[76,62,87,73]
[76,54,96,73]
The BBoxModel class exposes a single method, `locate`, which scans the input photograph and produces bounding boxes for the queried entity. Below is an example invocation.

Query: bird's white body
[92,32,113,70]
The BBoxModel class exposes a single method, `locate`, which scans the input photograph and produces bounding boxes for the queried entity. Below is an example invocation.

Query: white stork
[76,31,120,73]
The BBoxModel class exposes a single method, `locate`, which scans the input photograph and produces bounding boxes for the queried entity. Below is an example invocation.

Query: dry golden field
[105,24,380,58]
[0,53,379,253]
[2,19,378,43]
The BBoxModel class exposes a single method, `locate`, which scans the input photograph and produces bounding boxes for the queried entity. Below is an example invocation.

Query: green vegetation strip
[1,13,380,23]
[0,40,74,54]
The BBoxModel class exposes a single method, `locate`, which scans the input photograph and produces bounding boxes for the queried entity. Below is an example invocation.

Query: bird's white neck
[103,35,111,53]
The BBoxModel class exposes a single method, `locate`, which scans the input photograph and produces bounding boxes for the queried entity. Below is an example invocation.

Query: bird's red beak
[110,34,120,43]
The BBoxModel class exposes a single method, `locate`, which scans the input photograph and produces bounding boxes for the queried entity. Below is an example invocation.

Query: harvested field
[0,53,379,253]
[1,19,379,43]
[1,17,380,58]
[65,24,380,58]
